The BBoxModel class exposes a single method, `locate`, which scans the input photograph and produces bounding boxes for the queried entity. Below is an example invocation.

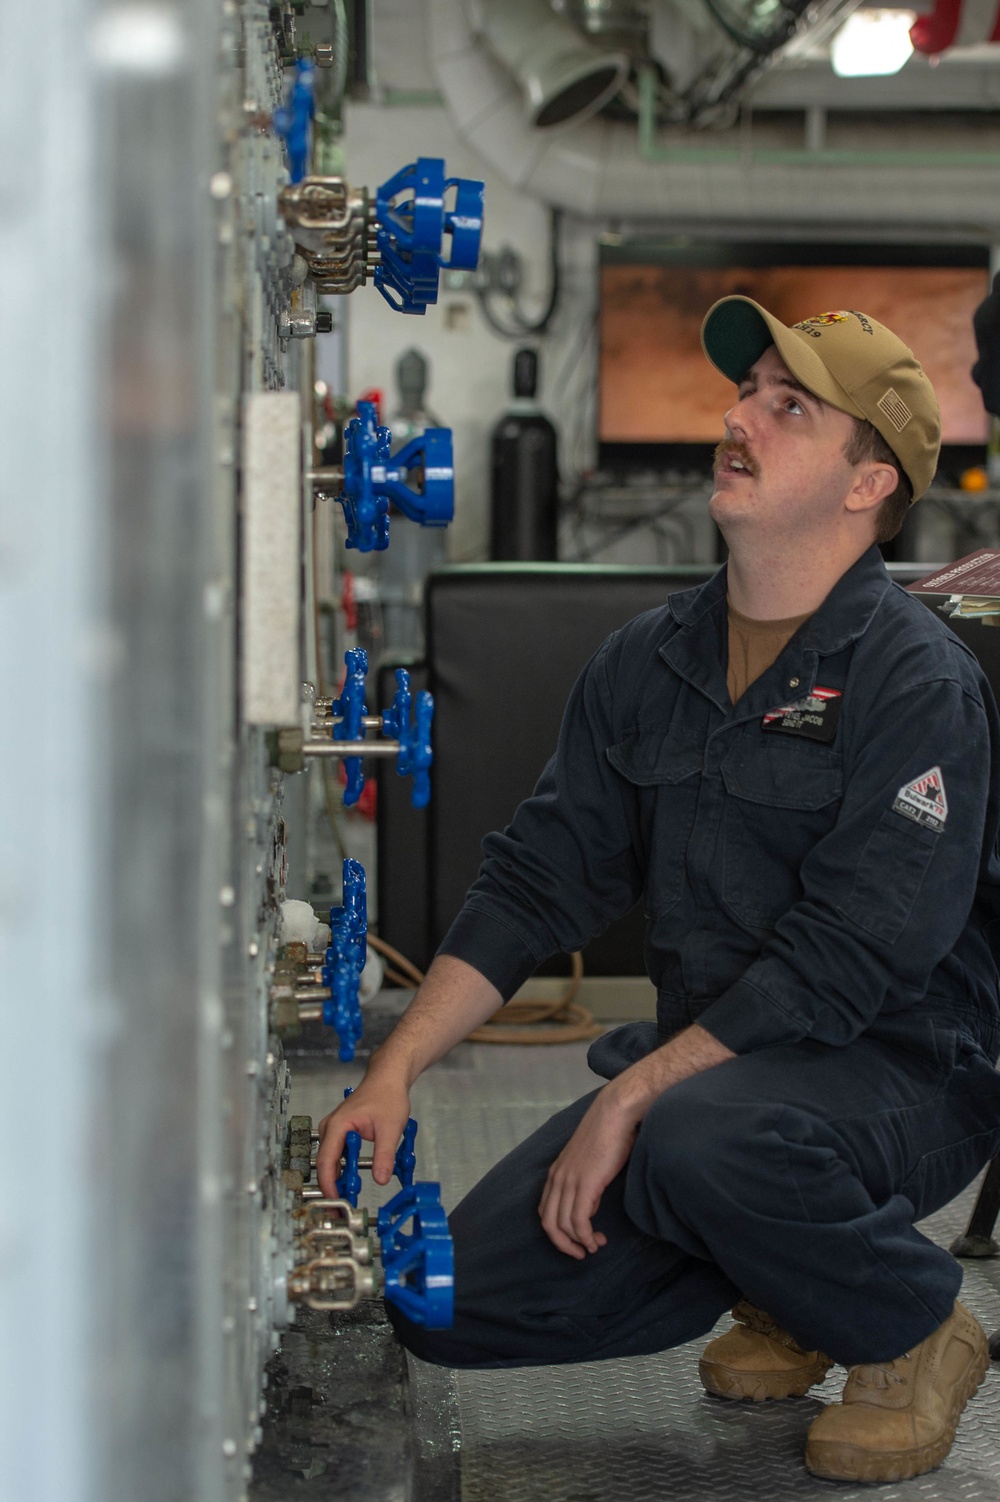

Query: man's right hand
[312,955,505,1199]
[314,1068,412,1199]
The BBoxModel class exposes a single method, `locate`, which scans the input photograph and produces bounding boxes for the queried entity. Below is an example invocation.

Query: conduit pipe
[636,65,1000,167]
[428,0,1000,225]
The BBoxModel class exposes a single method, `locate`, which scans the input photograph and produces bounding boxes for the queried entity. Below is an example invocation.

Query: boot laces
[850,1352,912,1391]
[734,1302,806,1354]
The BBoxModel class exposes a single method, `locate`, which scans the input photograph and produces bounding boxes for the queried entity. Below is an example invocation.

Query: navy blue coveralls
[393,547,1000,1370]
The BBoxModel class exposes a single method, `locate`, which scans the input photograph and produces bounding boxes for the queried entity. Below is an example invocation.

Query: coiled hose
[365,935,604,1044]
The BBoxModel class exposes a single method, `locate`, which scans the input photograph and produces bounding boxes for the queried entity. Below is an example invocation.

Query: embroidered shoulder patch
[893,766,948,832]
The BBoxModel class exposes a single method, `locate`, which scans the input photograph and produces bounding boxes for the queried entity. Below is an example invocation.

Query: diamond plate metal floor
[291,1037,1000,1502]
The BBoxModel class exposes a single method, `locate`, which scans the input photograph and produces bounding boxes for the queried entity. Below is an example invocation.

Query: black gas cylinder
[490,348,559,561]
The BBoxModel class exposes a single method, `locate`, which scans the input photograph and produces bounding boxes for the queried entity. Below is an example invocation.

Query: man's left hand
[537,1023,736,1258]
[538,1083,639,1258]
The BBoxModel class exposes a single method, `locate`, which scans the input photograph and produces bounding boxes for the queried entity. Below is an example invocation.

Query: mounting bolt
[266,726,305,773]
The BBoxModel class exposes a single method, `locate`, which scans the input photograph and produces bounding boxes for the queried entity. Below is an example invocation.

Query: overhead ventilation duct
[563,0,651,50]
[477,0,629,127]
[429,0,1000,226]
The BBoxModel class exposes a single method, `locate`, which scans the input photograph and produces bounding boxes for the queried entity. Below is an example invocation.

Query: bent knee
[632,1083,790,1187]
[387,1302,496,1369]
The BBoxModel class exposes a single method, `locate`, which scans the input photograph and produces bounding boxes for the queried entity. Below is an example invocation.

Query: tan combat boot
[699,1299,835,1402]
[805,1300,990,1483]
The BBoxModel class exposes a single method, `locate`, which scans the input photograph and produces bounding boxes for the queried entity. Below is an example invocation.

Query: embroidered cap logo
[793,312,851,331]
[877,388,913,433]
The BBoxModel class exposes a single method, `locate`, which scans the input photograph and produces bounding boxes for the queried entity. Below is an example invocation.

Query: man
[317,298,1000,1483]
[973,268,1000,419]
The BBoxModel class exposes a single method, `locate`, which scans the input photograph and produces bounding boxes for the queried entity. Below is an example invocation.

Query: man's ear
[845,462,898,516]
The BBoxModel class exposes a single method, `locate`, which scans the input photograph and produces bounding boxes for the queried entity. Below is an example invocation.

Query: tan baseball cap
[700,297,941,501]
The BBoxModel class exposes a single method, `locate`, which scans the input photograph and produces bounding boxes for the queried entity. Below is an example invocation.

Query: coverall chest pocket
[607,731,702,917]
[720,741,843,929]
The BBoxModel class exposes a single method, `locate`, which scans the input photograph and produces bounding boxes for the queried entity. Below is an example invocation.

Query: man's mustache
[713,439,759,479]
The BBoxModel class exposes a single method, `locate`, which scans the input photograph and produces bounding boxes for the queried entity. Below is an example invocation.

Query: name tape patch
[893,766,948,832]
[761,687,842,743]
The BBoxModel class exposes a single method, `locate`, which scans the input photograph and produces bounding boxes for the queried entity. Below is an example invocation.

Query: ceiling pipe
[428,0,1000,225]
[636,63,1000,166]
[476,0,629,128]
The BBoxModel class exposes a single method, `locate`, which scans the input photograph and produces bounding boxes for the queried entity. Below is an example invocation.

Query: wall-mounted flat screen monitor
[599,243,990,452]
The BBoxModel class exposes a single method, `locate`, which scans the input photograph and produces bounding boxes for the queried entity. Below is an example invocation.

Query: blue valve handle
[338,403,454,553]
[380,669,435,810]
[336,1129,363,1206]
[375,158,446,316]
[377,158,448,256]
[377,1182,454,1329]
[335,1088,421,1206]
[445,174,487,271]
[325,654,435,811]
[339,408,390,553]
[403,693,433,811]
[322,859,368,1062]
[336,1088,363,1204]
[384,428,454,529]
[272,59,315,184]
[380,668,411,744]
[393,1117,418,1188]
[332,648,367,740]
[330,649,368,805]
[374,157,484,316]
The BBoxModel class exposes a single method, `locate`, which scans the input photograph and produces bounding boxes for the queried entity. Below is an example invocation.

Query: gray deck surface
[291,1036,1000,1502]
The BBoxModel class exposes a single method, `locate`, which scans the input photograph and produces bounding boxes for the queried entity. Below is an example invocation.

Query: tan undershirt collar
[727,601,814,705]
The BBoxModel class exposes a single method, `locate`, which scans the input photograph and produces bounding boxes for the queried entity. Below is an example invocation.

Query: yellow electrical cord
[365,935,604,1045]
